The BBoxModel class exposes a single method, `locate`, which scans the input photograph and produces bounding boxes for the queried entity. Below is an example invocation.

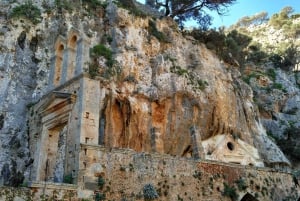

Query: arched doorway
[240,193,258,201]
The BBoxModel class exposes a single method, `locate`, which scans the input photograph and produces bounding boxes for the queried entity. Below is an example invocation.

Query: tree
[279,6,294,19]
[146,0,156,7]
[231,11,268,29]
[269,6,294,28]
[150,0,236,28]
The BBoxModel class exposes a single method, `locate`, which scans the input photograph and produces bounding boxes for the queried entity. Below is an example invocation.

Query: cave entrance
[240,193,258,201]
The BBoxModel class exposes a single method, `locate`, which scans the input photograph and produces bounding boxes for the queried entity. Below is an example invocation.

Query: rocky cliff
[0,0,296,187]
[231,10,300,168]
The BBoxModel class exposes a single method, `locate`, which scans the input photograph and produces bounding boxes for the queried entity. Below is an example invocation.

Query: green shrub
[269,54,283,68]
[223,183,238,201]
[235,178,248,191]
[273,83,283,90]
[10,1,41,24]
[193,170,202,180]
[98,177,105,188]
[63,173,73,184]
[247,49,268,64]
[83,0,108,10]
[269,7,294,29]
[95,192,105,201]
[148,20,170,43]
[170,65,188,76]
[55,0,74,11]
[266,68,276,81]
[88,63,99,79]
[90,44,113,63]
[281,44,299,71]
[115,0,147,17]
[195,79,208,91]
[190,29,251,67]
[278,126,300,160]
[89,44,120,79]
[143,183,159,200]
[243,72,258,84]
[170,65,207,91]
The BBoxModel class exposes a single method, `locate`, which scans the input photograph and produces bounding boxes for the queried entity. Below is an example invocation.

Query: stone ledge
[29,181,77,190]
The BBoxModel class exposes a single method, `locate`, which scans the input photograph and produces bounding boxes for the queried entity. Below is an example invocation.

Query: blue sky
[210,0,300,28]
[136,0,300,28]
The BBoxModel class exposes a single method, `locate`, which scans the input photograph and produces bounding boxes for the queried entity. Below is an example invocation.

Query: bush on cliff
[143,183,159,200]
[10,1,41,24]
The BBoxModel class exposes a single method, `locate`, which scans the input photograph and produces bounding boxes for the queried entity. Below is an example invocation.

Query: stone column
[75,38,84,76]
[75,38,90,76]
[189,125,204,159]
[150,127,164,153]
[67,48,76,80]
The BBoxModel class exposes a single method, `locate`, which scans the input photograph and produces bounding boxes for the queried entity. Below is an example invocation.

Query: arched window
[54,44,64,86]
[69,35,77,49]
[67,34,78,80]
[240,193,258,201]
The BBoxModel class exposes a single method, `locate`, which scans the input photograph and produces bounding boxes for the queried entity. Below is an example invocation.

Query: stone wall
[78,144,300,201]
[0,146,299,200]
[0,183,77,201]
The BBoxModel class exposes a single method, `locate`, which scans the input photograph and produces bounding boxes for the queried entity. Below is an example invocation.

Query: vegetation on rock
[279,126,300,161]
[88,44,121,79]
[143,183,159,200]
[189,29,251,67]
[9,1,41,24]
[148,20,170,43]
[223,183,238,201]
[63,173,73,184]
[114,0,147,17]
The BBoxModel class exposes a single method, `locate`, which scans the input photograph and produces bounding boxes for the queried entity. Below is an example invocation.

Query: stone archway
[240,193,258,201]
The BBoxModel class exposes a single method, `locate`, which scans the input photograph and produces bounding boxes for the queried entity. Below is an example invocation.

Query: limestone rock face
[247,67,300,166]
[0,2,75,185]
[0,1,293,186]
[99,5,289,166]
